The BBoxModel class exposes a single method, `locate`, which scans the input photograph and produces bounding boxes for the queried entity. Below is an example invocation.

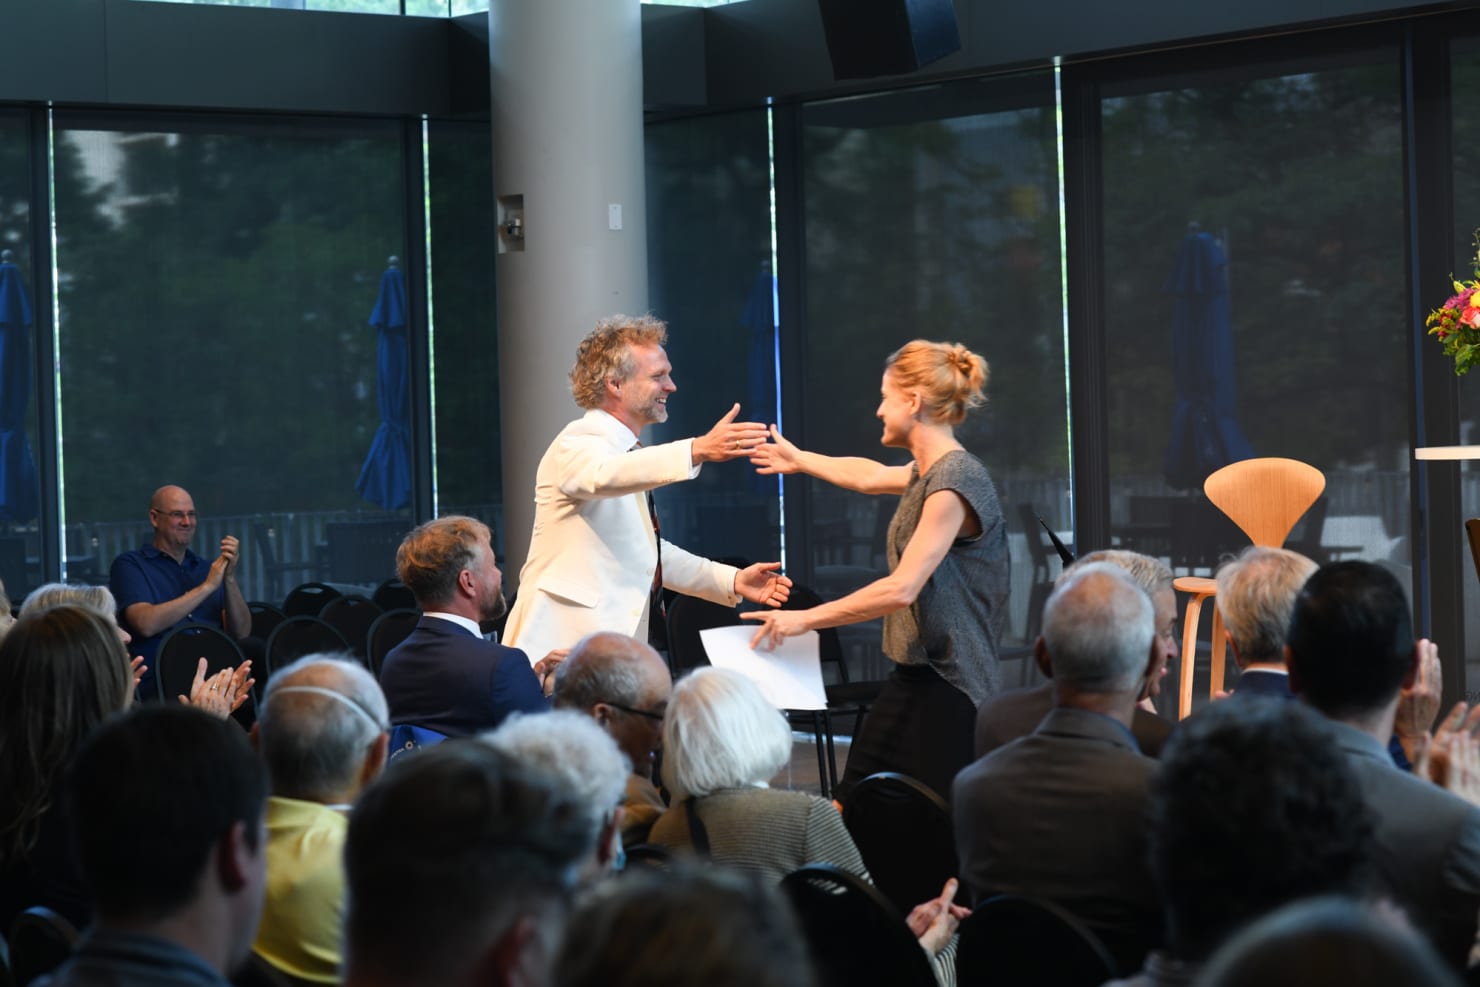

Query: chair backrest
[372,577,417,613]
[155,624,255,728]
[265,615,351,678]
[8,906,78,987]
[955,894,1118,987]
[780,864,937,987]
[282,582,343,618]
[317,594,382,660]
[367,608,421,678]
[1466,520,1480,590]
[1204,457,1325,547]
[387,722,448,763]
[664,594,737,674]
[247,601,287,644]
[781,583,848,682]
[842,772,959,917]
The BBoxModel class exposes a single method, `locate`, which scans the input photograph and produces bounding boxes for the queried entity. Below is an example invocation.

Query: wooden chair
[1175,457,1324,719]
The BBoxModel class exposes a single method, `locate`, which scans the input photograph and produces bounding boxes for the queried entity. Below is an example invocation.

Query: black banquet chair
[154,624,255,729]
[780,864,936,987]
[316,594,381,663]
[265,615,351,680]
[372,577,417,613]
[665,594,837,798]
[842,771,962,916]
[367,607,421,679]
[7,906,78,987]
[955,894,1118,987]
[247,601,287,645]
[282,581,342,618]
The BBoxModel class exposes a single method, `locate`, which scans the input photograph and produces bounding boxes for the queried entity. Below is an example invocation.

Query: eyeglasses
[153,510,197,522]
[603,700,665,724]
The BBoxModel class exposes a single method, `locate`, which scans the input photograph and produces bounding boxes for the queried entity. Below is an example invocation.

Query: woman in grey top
[745,340,1008,802]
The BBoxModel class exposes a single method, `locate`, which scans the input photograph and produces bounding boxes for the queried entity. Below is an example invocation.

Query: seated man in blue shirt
[109,485,252,699]
[379,515,549,738]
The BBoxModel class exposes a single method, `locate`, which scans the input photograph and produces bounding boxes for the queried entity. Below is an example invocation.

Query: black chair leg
[810,712,830,800]
[822,708,839,794]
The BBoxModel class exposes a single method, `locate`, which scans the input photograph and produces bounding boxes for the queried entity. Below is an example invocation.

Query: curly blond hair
[885,339,989,425]
[569,314,669,410]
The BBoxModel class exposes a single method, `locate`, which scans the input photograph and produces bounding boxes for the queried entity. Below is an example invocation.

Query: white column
[490,0,648,583]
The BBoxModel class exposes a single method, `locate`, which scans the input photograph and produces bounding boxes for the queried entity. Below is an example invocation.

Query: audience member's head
[1215,546,1317,669]
[661,667,792,801]
[553,631,671,780]
[569,314,668,411]
[1060,549,1177,698]
[395,515,504,620]
[1286,560,1414,720]
[1149,700,1373,963]
[68,705,269,975]
[0,575,14,639]
[0,605,133,866]
[1039,562,1155,698]
[1198,897,1461,987]
[482,711,630,880]
[256,653,390,804]
[343,740,590,987]
[553,865,815,987]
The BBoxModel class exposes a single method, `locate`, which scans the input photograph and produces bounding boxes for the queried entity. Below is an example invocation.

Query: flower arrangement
[1428,233,1480,375]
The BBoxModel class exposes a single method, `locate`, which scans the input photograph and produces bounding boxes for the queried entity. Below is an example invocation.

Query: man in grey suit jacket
[503,314,790,661]
[1286,560,1480,970]
[953,562,1164,974]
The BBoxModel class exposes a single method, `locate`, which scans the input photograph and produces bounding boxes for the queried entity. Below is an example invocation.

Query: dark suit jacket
[954,706,1162,973]
[974,682,1173,759]
[380,616,548,737]
[1329,721,1480,968]
[1227,668,1292,699]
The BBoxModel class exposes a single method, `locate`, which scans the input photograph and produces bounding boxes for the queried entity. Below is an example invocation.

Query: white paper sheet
[698,625,828,711]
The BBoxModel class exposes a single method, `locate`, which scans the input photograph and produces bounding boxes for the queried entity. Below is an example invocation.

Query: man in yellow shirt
[251,654,390,984]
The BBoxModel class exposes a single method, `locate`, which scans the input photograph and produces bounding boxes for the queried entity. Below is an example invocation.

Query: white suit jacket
[502,409,739,662]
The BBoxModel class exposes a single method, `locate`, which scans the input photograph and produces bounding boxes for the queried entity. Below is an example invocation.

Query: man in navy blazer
[380,516,548,738]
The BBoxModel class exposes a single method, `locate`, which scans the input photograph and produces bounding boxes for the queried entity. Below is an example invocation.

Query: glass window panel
[427,120,501,544]
[645,109,779,567]
[799,75,1068,679]
[131,0,401,11]
[1100,51,1408,714]
[0,110,44,604]
[1451,37,1480,698]
[51,112,410,602]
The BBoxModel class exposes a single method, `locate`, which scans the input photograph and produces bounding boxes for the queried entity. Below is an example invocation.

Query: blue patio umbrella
[0,250,38,523]
[355,257,412,511]
[1162,229,1254,490]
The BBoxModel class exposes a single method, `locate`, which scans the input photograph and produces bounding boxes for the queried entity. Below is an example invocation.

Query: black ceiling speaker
[816,0,962,81]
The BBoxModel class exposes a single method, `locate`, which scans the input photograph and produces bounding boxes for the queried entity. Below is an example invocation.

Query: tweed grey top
[882,449,1008,705]
[649,786,869,884]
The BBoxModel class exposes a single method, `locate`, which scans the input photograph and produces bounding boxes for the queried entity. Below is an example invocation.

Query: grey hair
[259,653,388,801]
[22,582,119,621]
[481,711,630,853]
[1043,562,1155,693]
[1215,546,1318,666]
[661,668,793,800]
[552,631,659,712]
[1060,549,1174,599]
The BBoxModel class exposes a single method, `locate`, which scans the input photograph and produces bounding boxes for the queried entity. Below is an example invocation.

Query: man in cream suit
[503,314,791,663]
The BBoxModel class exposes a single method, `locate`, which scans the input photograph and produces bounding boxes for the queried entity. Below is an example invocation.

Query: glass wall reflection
[0,111,42,605]
[799,76,1069,679]
[645,109,780,567]
[1450,38,1480,698]
[1100,52,1409,711]
[51,113,410,603]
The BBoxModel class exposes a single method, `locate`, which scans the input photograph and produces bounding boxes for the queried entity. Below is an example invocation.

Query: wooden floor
[772,731,852,798]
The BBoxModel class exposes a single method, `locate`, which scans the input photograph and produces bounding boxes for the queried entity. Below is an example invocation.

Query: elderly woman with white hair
[650,668,964,978]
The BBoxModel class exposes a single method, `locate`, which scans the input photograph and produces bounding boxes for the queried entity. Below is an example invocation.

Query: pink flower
[1463,307,1480,329]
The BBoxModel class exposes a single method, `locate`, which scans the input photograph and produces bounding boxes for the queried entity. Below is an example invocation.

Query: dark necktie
[632,442,665,646]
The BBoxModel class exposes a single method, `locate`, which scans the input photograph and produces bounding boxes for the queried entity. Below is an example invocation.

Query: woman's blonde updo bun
[884,340,988,426]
